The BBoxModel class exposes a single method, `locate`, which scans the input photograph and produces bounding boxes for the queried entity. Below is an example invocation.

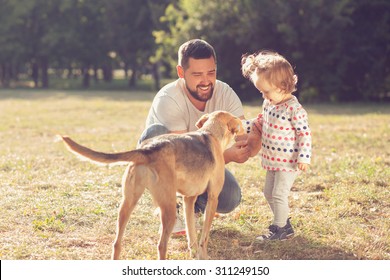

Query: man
[139,39,251,234]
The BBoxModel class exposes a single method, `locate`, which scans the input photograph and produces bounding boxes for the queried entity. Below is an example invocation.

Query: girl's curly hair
[241,50,298,93]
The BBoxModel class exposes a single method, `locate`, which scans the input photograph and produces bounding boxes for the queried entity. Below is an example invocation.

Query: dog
[59,110,244,260]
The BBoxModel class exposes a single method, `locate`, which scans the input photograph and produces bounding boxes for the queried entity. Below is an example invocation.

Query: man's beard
[186,83,214,102]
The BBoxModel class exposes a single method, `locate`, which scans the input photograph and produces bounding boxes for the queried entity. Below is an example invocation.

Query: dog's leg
[198,169,225,260]
[183,196,198,258]
[112,164,145,260]
[158,200,176,260]
[197,192,218,260]
[112,198,137,259]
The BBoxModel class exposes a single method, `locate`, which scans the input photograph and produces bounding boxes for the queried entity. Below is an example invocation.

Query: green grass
[0,89,389,260]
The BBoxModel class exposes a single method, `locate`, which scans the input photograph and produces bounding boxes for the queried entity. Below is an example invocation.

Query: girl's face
[251,73,286,105]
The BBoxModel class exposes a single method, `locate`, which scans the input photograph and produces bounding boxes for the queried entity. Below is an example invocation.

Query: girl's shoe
[256,218,294,241]
[256,225,287,241]
[284,218,294,238]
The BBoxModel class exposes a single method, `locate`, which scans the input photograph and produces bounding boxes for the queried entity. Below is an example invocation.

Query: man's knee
[138,123,169,147]
[196,169,241,214]
[219,169,242,213]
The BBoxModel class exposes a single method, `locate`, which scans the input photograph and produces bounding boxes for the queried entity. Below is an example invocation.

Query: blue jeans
[138,123,242,214]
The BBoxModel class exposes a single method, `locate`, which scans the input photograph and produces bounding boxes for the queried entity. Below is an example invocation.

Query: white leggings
[263,171,298,227]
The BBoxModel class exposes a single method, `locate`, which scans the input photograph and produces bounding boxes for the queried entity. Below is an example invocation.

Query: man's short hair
[178,39,217,69]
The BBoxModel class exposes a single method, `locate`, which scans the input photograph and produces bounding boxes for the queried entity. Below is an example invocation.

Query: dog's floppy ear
[227,117,244,135]
[196,113,210,129]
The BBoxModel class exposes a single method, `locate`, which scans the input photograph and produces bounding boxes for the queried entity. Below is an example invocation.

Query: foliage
[154,0,389,102]
[0,0,389,101]
[0,0,168,89]
[105,0,155,87]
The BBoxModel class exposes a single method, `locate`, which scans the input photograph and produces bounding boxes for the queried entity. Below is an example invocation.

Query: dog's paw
[197,252,210,260]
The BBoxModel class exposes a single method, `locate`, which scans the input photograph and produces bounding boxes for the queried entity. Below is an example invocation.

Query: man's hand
[224,139,251,164]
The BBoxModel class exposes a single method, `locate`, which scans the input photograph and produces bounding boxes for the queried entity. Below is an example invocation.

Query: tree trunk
[32,62,39,88]
[123,63,129,79]
[102,64,113,82]
[129,68,136,87]
[82,66,90,88]
[0,64,9,87]
[152,62,160,90]
[41,57,49,88]
[93,66,99,83]
[67,66,73,79]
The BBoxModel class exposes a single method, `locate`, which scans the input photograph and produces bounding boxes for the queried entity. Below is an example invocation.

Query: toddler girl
[241,50,312,241]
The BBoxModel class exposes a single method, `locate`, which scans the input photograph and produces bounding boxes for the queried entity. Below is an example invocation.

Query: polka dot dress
[261,96,311,172]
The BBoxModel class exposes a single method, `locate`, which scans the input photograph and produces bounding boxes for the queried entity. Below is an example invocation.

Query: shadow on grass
[208,227,357,260]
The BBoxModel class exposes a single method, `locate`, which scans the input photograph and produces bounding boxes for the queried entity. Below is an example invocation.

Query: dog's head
[196,111,245,142]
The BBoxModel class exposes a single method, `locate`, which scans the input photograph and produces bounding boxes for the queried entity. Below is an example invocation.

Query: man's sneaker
[256,225,288,241]
[171,213,187,236]
[158,205,202,236]
[284,218,294,238]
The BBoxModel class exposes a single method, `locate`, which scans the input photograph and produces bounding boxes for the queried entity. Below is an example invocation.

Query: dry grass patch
[0,90,389,260]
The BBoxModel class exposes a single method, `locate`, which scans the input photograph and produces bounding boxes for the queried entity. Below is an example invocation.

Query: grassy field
[0,89,389,260]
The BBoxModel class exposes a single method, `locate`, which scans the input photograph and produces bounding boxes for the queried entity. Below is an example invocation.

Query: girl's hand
[298,163,309,172]
[253,114,263,136]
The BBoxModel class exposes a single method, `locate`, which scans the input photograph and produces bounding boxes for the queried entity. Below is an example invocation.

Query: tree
[153,0,272,99]
[156,0,389,102]
[0,0,387,100]
[68,0,110,88]
[341,0,390,101]
[105,0,155,88]
[12,0,59,88]
[0,0,22,87]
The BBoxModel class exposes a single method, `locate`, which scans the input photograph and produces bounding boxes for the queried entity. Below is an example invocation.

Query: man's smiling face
[179,57,217,102]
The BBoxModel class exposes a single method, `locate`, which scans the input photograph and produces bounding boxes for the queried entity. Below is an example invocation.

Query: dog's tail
[59,135,149,165]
